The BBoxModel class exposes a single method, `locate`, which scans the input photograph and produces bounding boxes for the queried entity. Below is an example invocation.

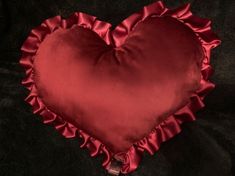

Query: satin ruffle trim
[20,1,221,174]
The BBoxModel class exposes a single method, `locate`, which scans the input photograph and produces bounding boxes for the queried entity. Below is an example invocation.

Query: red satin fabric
[20,1,221,174]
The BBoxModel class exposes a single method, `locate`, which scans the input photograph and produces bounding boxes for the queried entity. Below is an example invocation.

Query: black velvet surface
[0,0,234,176]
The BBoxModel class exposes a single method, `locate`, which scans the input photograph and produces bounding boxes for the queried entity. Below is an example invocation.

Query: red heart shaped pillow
[20,1,220,175]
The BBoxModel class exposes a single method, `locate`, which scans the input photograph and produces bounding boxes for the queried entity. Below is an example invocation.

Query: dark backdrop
[0,0,234,176]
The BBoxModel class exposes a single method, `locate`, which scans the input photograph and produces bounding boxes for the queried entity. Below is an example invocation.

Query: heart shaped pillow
[20,1,220,175]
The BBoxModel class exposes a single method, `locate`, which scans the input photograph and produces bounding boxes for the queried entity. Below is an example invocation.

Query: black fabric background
[0,0,234,176]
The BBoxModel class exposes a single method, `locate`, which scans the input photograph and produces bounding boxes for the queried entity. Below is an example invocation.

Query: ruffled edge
[19,1,221,174]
